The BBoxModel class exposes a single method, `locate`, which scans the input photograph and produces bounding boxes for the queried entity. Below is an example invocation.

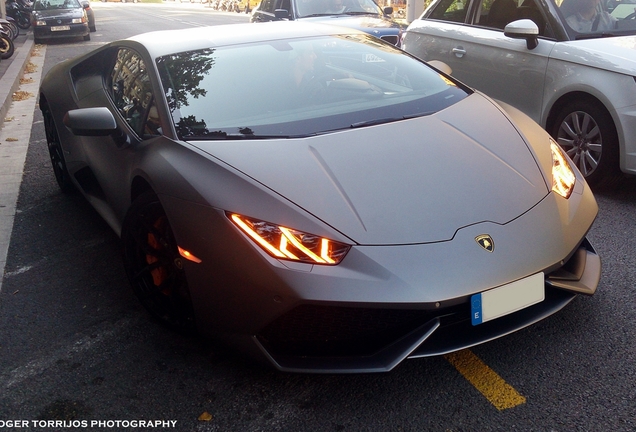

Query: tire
[0,35,14,59]
[121,191,196,333]
[17,15,30,30]
[4,21,19,40]
[551,98,619,186]
[43,104,75,193]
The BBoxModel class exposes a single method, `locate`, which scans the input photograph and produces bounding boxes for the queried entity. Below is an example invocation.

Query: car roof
[128,21,364,59]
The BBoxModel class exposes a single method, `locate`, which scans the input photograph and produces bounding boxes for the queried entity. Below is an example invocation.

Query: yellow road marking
[444,349,526,411]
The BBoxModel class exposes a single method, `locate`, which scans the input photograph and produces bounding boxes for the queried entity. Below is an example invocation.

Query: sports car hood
[554,36,636,75]
[194,94,549,245]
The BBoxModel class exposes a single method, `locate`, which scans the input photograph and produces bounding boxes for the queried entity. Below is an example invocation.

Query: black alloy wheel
[43,105,75,193]
[121,192,196,333]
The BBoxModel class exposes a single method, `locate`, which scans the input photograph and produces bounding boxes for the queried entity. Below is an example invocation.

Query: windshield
[34,0,81,9]
[295,0,383,18]
[556,0,636,36]
[157,34,469,140]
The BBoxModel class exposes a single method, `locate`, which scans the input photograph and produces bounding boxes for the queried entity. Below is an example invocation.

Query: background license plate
[51,25,70,31]
[471,273,544,325]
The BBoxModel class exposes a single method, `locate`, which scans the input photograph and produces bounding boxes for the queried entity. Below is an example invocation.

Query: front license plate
[51,25,70,31]
[471,273,544,326]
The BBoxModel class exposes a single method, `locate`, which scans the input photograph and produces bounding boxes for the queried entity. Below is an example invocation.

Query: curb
[0,36,35,129]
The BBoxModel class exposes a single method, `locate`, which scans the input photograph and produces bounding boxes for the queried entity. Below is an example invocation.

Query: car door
[78,47,163,227]
[403,0,555,122]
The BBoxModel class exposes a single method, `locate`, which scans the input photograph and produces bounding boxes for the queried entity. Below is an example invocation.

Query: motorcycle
[0,17,19,40]
[5,0,32,30]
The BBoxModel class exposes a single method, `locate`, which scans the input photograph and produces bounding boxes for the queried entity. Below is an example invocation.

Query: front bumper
[161,160,599,373]
[33,23,89,40]
[251,238,600,373]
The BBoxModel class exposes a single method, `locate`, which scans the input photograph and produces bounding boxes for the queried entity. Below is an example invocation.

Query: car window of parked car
[428,0,471,23]
[295,0,385,17]
[34,0,81,9]
[557,0,636,35]
[109,49,159,139]
[260,0,276,13]
[155,34,470,140]
[472,0,552,36]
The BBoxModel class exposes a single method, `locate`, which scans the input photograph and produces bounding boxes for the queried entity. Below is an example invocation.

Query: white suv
[403,0,636,185]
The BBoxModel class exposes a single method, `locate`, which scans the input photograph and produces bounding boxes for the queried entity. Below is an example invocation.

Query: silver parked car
[39,21,600,373]
[403,0,636,185]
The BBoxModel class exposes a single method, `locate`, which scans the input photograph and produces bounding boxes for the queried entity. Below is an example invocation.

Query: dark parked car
[39,22,600,373]
[250,0,405,46]
[31,0,90,44]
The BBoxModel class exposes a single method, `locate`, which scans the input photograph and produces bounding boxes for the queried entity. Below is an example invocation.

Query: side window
[109,49,161,138]
[475,0,551,36]
[260,0,275,13]
[480,0,518,29]
[428,0,470,23]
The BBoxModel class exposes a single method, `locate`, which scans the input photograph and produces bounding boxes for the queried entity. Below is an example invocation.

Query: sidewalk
[0,33,34,126]
[0,32,37,292]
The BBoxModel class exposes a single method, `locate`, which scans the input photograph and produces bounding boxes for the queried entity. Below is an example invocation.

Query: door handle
[451,47,466,58]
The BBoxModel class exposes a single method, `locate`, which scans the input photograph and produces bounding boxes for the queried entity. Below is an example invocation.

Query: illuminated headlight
[550,138,576,199]
[34,20,47,26]
[229,213,350,265]
[72,18,84,24]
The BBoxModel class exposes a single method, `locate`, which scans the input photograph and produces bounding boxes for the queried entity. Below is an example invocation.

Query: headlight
[34,20,47,26]
[229,213,350,265]
[72,18,84,24]
[550,138,576,199]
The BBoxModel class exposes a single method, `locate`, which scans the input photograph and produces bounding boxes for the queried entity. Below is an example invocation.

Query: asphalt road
[1,3,635,431]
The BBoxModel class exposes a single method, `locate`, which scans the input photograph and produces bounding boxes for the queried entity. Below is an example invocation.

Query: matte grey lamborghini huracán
[39,21,601,373]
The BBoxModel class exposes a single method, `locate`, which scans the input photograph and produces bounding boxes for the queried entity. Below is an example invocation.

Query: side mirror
[274,8,290,19]
[504,19,539,50]
[383,6,393,15]
[63,107,129,146]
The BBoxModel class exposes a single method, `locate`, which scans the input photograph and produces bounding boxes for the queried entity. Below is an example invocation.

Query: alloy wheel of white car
[553,100,619,186]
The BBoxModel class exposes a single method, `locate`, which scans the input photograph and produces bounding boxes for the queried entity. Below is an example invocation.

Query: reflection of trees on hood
[157,49,216,114]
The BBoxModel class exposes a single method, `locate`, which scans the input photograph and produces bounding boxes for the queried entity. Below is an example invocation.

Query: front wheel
[17,16,30,30]
[550,99,619,186]
[121,192,196,333]
[0,35,14,59]
[43,104,75,193]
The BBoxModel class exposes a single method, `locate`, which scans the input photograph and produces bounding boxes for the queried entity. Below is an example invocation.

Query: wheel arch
[545,91,617,136]
[130,175,155,206]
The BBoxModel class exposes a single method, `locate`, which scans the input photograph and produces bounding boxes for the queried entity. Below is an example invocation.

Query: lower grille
[257,303,467,358]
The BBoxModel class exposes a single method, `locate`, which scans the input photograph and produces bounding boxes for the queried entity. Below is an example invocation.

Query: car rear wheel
[43,104,75,193]
[551,99,619,186]
[121,192,197,333]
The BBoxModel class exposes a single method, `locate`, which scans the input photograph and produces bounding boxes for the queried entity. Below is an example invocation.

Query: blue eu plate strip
[471,293,483,326]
